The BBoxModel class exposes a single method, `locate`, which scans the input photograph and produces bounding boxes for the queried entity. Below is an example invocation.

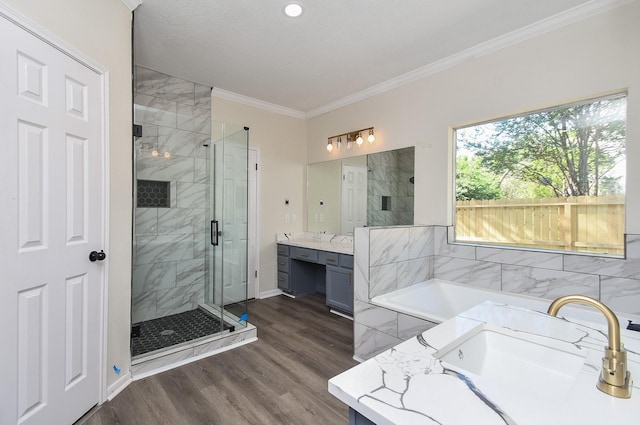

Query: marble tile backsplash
[353,225,640,361]
[132,67,211,323]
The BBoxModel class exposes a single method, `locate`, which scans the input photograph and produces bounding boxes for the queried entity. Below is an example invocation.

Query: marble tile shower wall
[353,225,640,360]
[367,148,414,227]
[132,66,211,324]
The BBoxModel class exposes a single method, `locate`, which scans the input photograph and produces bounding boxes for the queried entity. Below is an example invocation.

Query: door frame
[248,146,260,299]
[0,3,111,405]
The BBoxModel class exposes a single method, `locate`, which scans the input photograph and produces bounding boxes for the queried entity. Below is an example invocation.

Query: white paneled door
[0,13,105,425]
[341,164,367,236]
[221,141,248,305]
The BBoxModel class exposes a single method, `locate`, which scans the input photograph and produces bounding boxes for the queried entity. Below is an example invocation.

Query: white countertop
[329,301,640,425]
[276,232,353,255]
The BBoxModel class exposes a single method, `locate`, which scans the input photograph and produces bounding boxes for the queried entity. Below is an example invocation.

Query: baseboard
[106,370,132,401]
[259,288,283,299]
[330,309,354,320]
[352,355,365,363]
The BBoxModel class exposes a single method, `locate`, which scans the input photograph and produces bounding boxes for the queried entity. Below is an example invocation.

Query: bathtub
[371,279,639,327]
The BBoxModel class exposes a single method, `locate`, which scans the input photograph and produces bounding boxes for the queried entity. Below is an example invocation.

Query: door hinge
[255,270,258,278]
[255,163,258,171]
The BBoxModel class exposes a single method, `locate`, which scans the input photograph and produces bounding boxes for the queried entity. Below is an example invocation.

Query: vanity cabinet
[277,244,323,296]
[326,254,354,315]
[277,243,354,315]
[276,244,291,292]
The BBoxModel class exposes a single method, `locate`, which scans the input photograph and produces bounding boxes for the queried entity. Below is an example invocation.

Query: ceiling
[133,0,608,116]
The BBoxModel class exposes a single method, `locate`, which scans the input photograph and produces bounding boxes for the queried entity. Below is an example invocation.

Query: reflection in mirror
[307,147,415,235]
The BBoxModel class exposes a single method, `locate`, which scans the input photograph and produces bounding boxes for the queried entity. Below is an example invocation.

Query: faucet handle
[627,320,640,332]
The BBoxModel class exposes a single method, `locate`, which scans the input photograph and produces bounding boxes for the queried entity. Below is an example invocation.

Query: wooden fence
[455,195,625,255]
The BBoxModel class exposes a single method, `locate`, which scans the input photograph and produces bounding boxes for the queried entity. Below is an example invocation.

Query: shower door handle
[211,220,219,246]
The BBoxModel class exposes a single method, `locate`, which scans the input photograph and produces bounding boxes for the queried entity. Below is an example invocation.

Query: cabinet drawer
[277,255,290,272]
[318,251,339,266]
[277,244,290,256]
[277,271,290,291]
[292,247,318,262]
[339,254,354,269]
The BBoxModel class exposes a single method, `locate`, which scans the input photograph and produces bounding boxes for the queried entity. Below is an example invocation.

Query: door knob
[89,250,106,262]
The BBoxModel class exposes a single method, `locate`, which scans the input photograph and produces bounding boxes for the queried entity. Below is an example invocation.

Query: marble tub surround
[276,232,353,254]
[133,67,211,323]
[330,302,640,425]
[353,225,435,360]
[433,228,640,315]
[352,225,640,361]
[371,279,640,328]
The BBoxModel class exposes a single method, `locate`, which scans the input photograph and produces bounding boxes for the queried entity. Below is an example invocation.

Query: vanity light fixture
[326,138,334,151]
[327,127,375,153]
[368,128,376,143]
[151,150,172,158]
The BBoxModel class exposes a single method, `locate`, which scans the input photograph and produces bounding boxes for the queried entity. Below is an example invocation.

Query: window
[454,93,626,256]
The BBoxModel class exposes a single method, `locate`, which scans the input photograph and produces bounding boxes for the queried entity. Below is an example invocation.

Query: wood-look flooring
[81,294,357,425]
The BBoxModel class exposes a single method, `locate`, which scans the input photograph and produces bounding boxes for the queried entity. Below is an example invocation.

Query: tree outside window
[454,94,626,255]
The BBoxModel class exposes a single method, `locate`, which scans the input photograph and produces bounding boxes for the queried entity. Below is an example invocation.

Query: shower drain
[159,329,175,336]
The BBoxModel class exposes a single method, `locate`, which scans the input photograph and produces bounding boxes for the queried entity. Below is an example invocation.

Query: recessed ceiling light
[284,3,303,18]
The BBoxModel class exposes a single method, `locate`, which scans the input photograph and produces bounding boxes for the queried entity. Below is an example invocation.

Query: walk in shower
[131,66,249,360]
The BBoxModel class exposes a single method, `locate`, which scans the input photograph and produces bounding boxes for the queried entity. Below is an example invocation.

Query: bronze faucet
[547,295,632,398]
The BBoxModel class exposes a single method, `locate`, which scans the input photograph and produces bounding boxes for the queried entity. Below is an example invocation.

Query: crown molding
[305,0,632,119]
[212,88,306,120]
[122,0,143,12]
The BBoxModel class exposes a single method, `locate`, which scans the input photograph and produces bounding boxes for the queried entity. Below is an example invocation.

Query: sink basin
[436,324,586,402]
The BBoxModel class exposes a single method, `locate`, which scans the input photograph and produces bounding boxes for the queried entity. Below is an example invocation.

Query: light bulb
[164,151,171,158]
[284,3,303,17]
[337,137,342,150]
[368,129,375,143]
[356,132,363,145]
[327,140,333,151]
[151,150,159,157]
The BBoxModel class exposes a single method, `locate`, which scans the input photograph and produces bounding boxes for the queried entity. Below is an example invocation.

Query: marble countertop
[276,232,353,255]
[329,301,640,425]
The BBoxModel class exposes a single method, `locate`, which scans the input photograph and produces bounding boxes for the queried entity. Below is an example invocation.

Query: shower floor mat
[132,308,232,357]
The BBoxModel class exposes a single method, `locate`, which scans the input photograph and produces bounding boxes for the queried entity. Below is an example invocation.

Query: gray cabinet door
[326,265,353,314]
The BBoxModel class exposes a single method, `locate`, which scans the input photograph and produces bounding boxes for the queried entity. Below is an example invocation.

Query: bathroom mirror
[307,147,415,235]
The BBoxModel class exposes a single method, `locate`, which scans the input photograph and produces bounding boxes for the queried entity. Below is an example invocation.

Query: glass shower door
[207,123,249,328]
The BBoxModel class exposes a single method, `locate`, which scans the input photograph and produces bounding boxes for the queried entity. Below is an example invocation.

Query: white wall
[307,159,342,233]
[0,0,133,387]
[307,2,640,233]
[212,96,307,295]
